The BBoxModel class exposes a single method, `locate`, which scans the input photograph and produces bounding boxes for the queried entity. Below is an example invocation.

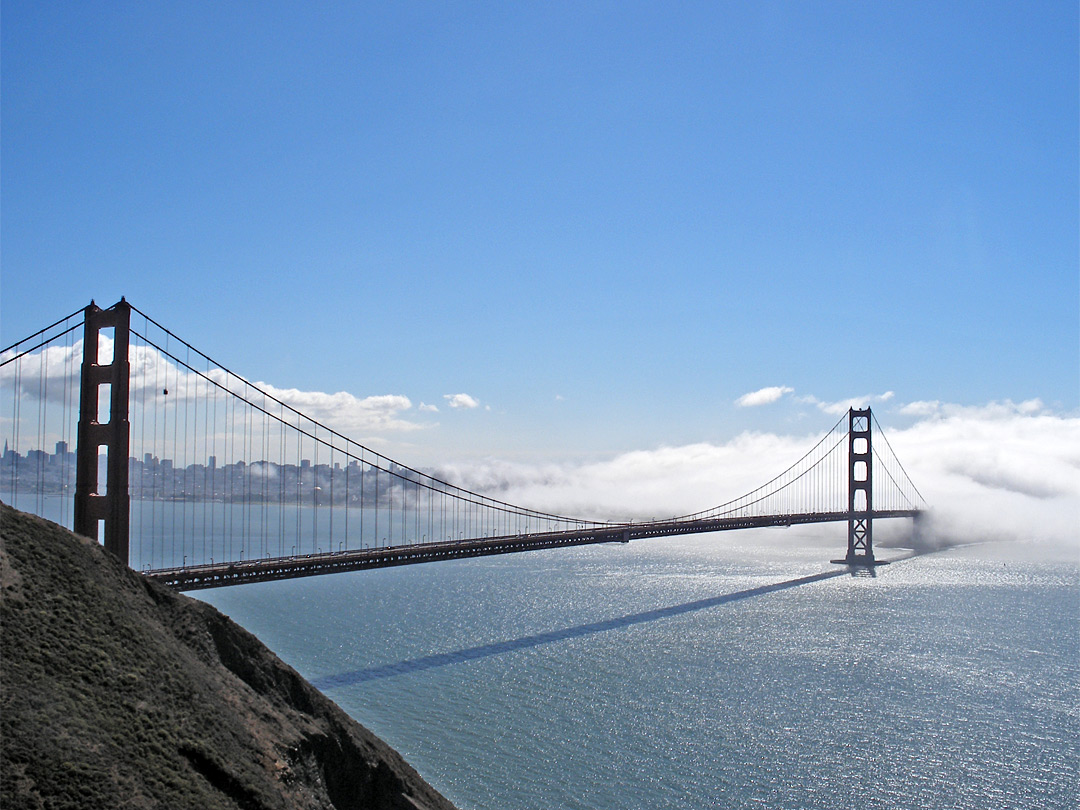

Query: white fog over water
[433,401,1080,549]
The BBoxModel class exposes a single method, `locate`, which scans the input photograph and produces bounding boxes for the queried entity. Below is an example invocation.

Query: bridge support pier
[73,299,131,564]
[910,510,930,553]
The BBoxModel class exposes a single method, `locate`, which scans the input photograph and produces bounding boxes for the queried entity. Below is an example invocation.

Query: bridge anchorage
[1,298,926,589]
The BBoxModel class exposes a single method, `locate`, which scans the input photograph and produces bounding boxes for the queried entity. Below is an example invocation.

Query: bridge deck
[146,510,921,591]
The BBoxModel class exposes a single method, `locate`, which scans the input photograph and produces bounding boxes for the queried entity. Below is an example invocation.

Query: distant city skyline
[1,441,424,507]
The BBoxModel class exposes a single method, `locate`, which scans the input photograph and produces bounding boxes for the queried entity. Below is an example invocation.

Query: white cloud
[899,400,941,417]
[438,431,831,523]
[735,386,793,407]
[444,393,480,410]
[418,402,439,413]
[1,337,426,436]
[0,340,82,405]
[900,398,1046,420]
[131,341,425,433]
[252,384,420,434]
[874,403,1078,547]
[802,391,895,415]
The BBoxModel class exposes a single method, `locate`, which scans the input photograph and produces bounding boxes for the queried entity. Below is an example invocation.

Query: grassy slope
[0,503,459,810]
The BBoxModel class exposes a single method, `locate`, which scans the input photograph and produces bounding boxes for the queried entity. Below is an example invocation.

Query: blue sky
[3,1,1077,465]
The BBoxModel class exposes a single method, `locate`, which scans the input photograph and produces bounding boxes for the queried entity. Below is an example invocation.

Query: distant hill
[0,503,459,810]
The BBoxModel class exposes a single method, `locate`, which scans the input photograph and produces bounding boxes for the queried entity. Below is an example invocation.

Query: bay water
[191,527,1079,809]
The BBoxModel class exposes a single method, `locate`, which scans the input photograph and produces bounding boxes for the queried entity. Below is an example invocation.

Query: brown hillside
[0,503,459,810]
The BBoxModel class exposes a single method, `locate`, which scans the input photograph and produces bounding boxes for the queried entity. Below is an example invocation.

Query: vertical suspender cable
[36,339,46,517]
[10,352,21,507]
[182,343,190,565]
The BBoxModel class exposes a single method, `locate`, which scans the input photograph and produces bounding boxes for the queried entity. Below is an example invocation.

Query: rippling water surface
[198,530,1079,809]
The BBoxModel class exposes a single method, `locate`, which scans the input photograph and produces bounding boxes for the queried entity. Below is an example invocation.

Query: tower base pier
[831,554,889,567]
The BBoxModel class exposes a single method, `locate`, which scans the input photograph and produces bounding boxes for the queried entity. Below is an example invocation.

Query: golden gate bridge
[1,299,926,590]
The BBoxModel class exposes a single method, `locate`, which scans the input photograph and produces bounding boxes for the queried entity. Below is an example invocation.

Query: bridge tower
[843,407,875,565]
[73,299,131,564]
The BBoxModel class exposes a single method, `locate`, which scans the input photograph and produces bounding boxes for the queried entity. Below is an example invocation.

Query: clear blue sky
[3,2,1077,462]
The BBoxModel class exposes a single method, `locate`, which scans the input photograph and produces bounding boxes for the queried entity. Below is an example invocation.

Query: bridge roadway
[146,509,921,591]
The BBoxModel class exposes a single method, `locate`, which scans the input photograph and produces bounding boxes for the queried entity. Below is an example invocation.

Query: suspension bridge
[1,299,926,591]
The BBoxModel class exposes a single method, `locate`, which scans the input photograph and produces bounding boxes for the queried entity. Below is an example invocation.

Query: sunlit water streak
[152,525,1078,808]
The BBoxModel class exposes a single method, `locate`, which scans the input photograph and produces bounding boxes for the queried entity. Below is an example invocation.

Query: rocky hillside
[0,503,459,810]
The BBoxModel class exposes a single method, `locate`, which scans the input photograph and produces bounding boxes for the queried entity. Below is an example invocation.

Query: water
[13,495,1075,807]
[187,527,1078,810]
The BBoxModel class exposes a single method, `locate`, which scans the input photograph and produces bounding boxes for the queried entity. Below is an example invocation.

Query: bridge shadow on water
[308,554,932,691]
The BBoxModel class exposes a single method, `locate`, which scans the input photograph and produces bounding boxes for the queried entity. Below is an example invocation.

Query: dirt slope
[0,503,459,810]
